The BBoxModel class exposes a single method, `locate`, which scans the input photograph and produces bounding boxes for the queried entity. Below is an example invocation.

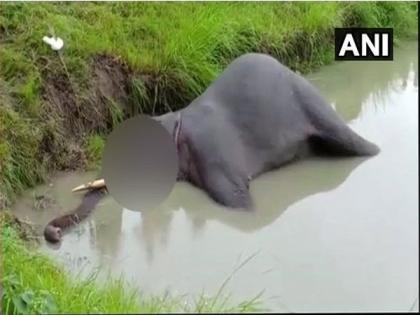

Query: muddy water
[13,42,418,312]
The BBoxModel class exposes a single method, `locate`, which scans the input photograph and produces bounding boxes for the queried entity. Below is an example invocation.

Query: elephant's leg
[296,80,379,157]
[201,167,252,209]
[310,124,379,156]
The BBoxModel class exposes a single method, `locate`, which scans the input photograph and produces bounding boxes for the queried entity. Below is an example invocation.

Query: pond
[12,41,418,312]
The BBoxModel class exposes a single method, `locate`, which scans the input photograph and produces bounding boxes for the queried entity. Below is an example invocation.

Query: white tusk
[72,179,106,193]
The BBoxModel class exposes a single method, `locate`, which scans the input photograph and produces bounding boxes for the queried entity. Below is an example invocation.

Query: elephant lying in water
[44,53,379,243]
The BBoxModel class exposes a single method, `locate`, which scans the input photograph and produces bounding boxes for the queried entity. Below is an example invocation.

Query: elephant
[44,53,379,243]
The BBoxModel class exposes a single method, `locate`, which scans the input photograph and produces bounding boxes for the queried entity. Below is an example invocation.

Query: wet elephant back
[199,53,311,173]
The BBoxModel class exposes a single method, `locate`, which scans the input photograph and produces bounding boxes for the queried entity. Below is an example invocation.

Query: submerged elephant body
[156,53,378,208]
[44,53,379,242]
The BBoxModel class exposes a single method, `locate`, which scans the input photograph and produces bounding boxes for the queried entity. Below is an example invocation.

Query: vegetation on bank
[1,212,262,314]
[0,2,417,207]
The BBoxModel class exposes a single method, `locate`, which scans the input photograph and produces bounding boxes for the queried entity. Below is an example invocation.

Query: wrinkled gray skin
[155,53,379,209]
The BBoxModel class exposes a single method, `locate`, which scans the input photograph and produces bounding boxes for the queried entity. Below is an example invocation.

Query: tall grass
[0,212,262,314]
[0,2,417,205]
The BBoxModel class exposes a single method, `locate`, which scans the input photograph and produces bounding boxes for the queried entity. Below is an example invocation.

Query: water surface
[13,42,418,312]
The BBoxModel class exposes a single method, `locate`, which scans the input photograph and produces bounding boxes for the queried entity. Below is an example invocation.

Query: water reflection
[138,207,174,263]
[163,157,366,236]
[94,202,123,256]
[308,41,418,122]
[86,155,366,263]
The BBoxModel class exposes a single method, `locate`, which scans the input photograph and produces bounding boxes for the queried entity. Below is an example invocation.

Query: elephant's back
[202,53,305,124]
[198,54,312,174]
[205,53,292,102]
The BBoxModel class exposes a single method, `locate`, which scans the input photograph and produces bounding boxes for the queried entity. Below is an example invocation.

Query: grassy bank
[0,2,417,207]
[0,212,262,314]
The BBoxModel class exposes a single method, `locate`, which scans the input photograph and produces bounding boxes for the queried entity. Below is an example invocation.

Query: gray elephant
[44,53,379,243]
[156,53,378,208]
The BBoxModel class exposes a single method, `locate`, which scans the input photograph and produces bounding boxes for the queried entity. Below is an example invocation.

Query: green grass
[1,212,262,314]
[84,134,105,169]
[0,2,417,206]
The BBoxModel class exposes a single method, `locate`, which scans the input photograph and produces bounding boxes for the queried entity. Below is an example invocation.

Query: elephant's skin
[43,53,379,243]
